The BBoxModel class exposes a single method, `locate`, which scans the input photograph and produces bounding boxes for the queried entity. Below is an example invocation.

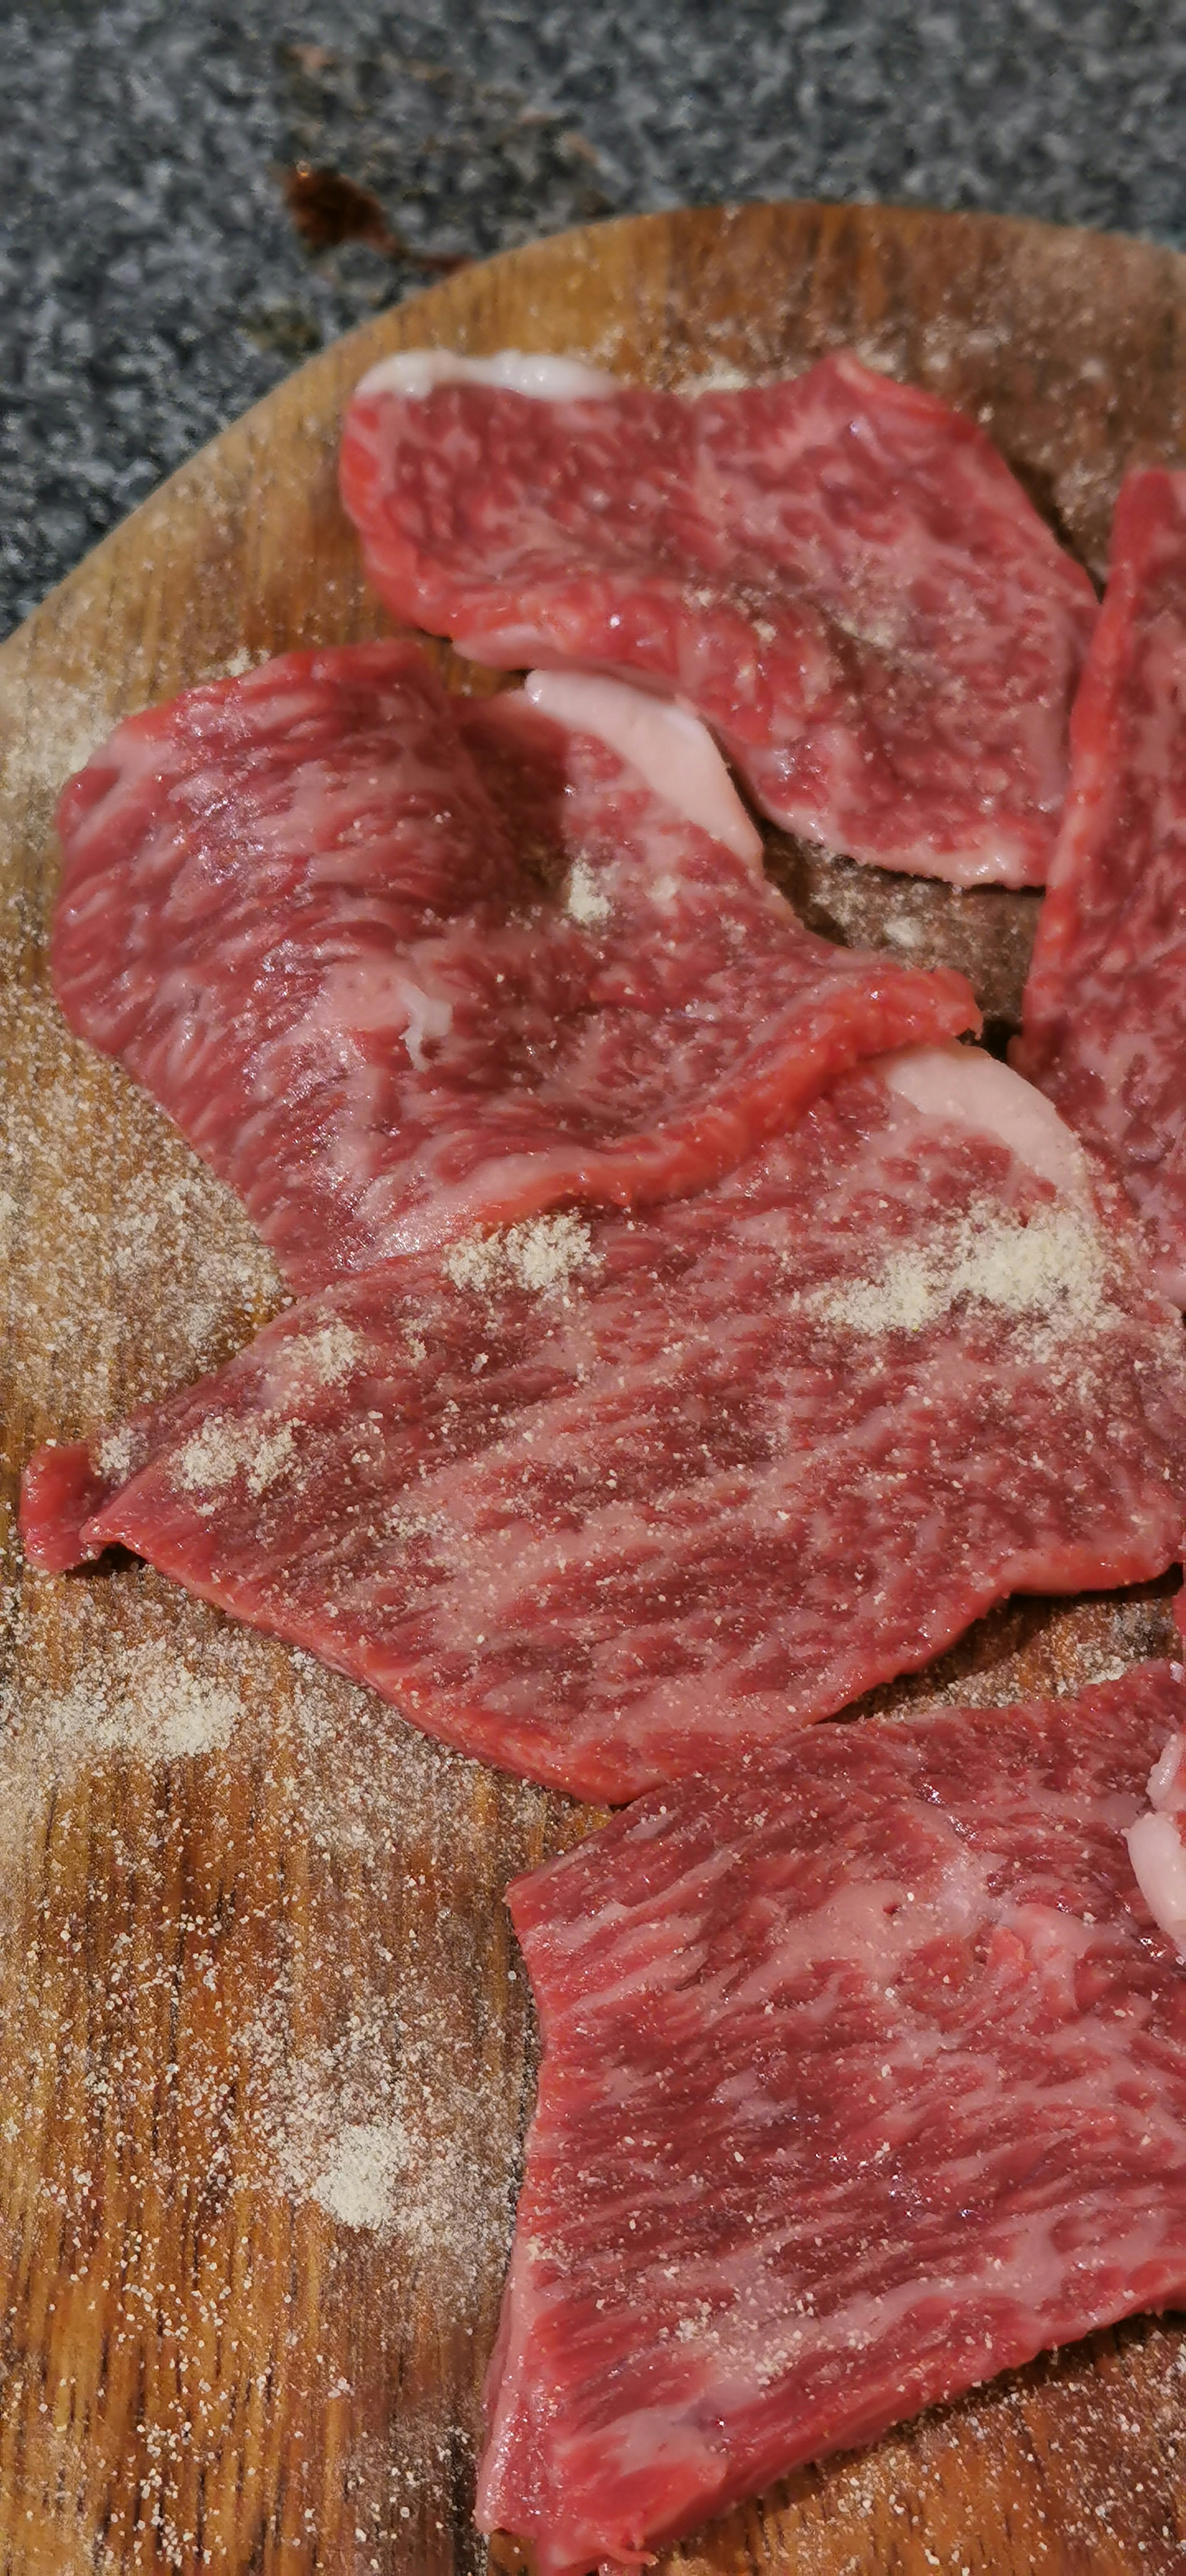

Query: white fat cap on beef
[355,348,619,403]
[1126,1718,1186,1963]
[523,670,764,867]
[876,1041,1092,1200]
[1148,1731,1186,1814]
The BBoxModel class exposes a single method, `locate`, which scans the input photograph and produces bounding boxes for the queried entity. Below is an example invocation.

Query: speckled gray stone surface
[3,0,1186,638]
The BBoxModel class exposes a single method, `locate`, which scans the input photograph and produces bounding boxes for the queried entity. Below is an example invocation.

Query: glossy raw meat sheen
[21,1059,1186,1799]
[52,645,976,1295]
[479,1664,1186,2575]
[339,348,1098,885]
[1014,470,1186,1302]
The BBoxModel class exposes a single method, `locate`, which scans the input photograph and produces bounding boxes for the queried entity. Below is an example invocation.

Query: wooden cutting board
[4,197,1186,2576]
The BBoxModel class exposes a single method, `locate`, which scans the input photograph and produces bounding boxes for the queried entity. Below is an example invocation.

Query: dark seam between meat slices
[20,1053,1186,1802]
[50,641,978,1298]
[1013,467,1186,1305]
[339,347,1098,887]
[477,1662,1186,2576]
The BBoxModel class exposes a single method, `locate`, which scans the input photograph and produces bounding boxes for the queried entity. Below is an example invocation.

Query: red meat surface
[339,349,1098,886]
[1014,469,1186,1303]
[51,645,976,1297]
[477,1662,1186,2576]
[21,1054,1186,1802]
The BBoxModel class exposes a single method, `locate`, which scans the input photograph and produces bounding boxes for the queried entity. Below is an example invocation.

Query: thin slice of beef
[477,1661,1186,2576]
[21,1049,1186,1802]
[1013,469,1186,1303]
[52,647,977,1298]
[339,347,1098,887]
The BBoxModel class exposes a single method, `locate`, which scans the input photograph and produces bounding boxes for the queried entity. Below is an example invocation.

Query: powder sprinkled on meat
[564,857,611,928]
[808,1202,1109,1339]
[96,1425,142,1485]
[35,1056,1186,1802]
[172,1414,298,1502]
[443,1210,599,1300]
[275,1321,365,1388]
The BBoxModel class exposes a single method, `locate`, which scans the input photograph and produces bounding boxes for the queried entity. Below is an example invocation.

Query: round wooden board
[4,198,1186,2576]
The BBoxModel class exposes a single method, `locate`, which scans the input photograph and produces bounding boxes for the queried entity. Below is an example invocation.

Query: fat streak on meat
[21,1050,1186,1800]
[477,1661,1186,2575]
[339,347,1098,887]
[51,643,977,1296]
[1014,469,1186,1303]
[1126,1725,1186,1962]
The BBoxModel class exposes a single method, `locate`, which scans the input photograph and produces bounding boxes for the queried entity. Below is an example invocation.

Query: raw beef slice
[1014,469,1186,1303]
[22,1047,1186,1802]
[339,346,1098,886]
[478,1661,1186,2576]
[52,645,976,1297]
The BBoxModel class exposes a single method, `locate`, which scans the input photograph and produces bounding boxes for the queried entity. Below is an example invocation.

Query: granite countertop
[4,0,1186,641]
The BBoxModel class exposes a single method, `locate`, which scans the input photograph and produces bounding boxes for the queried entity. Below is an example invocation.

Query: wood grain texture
[4,198,1186,2576]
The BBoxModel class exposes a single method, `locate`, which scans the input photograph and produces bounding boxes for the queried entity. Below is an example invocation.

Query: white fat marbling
[878,1043,1091,1200]
[356,348,618,404]
[524,670,763,866]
